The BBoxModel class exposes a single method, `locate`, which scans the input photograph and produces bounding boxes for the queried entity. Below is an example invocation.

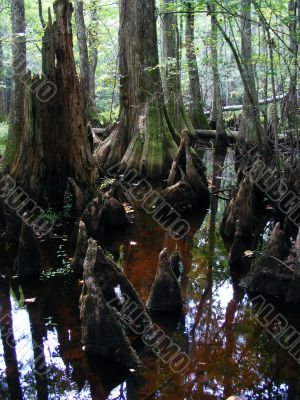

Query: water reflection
[0,151,300,398]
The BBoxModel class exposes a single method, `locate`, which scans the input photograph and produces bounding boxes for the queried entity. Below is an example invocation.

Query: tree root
[146,248,182,313]
[80,239,141,369]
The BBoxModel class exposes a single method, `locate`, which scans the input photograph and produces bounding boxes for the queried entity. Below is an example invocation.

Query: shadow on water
[1,150,300,399]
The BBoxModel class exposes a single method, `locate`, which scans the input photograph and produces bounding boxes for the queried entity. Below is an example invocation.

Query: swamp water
[0,151,300,400]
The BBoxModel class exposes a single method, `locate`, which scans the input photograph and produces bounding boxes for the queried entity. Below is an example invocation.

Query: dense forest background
[1,0,299,158]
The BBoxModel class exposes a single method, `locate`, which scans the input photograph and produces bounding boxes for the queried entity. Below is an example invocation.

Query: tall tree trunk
[160,0,194,136]
[239,0,262,143]
[96,0,179,182]
[38,0,46,29]
[208,3,228,153]
[209,3,222,130]
[74,0,90,118]
[185,1,209,129]
[210,4,265,155]
[0,32,7,121]
[4,0,26,170]
[287,0,299,156]
[88,1,99,118]
[11,0,96,210]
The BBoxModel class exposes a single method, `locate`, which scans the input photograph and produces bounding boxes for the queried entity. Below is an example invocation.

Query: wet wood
[15,223,42,278]
[147,248,182,313]
[10,0,96,211]
[80,239,140,368]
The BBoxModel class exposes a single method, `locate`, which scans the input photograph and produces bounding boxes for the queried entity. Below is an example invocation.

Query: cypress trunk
[160,0,195,136]
[74,0,90,117]
[185,2,209,130]
[96,0,179,182]
[239,0,261,143]
[88,1,98,117]
[0,32,7,121]
[4,0,26,169]
[10,0,96,210]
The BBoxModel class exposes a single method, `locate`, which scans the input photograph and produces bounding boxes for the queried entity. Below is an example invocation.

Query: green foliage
[98,107,119,125]
[100,177,115,191]
[41,245,72,279]
[63,192,73,221]
[0,120,8,155]
[44,207,60,224]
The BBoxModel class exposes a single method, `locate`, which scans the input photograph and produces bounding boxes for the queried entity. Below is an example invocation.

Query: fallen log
[204,91,293,114]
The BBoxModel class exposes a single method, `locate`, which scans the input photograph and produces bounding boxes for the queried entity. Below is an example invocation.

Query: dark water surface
[1,152,300,399]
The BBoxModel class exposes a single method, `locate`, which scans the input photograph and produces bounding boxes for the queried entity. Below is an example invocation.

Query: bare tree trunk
[287,0,299,159]
[4,0,26,169]
[74,0,90,118]
[209,3,223,130]
[11,0,96,210]
[208,3,228,153]
[0,32,7,121]
[96,0,179,182]
[268,28,279,168]
[160,0,194,136]
[239,0,261,143]
[38,0,46,29]
[185,1,209,129]
[210,4,265,155]
[88,1,98,118]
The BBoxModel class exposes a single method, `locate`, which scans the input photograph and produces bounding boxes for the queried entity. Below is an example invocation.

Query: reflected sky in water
[0,150,299,399]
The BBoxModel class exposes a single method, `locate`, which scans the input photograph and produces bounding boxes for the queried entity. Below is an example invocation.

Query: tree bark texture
[11,0,96,210]
[96,0,179,182]
[160,0,194,136]
[74,0,90,117]
[185,1,208,130]
[4,0,26,168]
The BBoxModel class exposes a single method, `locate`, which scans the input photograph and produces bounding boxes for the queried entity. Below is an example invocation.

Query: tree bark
[185,1,209,129]
[4,0,26,169]
[11,0,96,210]
[74,0,90,117]
[38,0,46,29]
[160,0,194,136]
[96,0,179,182]
[0,31,7,121]
[210,6,265,155]
[239,0,260,142]
[287,0,299,158]
[208,3,228,153]
[88,0,98,117]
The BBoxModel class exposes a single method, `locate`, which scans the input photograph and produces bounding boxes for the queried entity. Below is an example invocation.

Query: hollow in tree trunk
[10,0,96,210]
[96,0,179,182]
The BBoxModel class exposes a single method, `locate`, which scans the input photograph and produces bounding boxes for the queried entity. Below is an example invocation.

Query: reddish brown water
[1,152,300,399]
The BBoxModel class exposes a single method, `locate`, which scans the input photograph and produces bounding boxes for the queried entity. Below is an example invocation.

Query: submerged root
[78,193,130,241]
[161,137,210,213]
[15,223,42,278]
[71,221,88,274]
[93,245,153,335]
[245,224,300,302]
[146,248,182,313]
[80,239,140,369]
